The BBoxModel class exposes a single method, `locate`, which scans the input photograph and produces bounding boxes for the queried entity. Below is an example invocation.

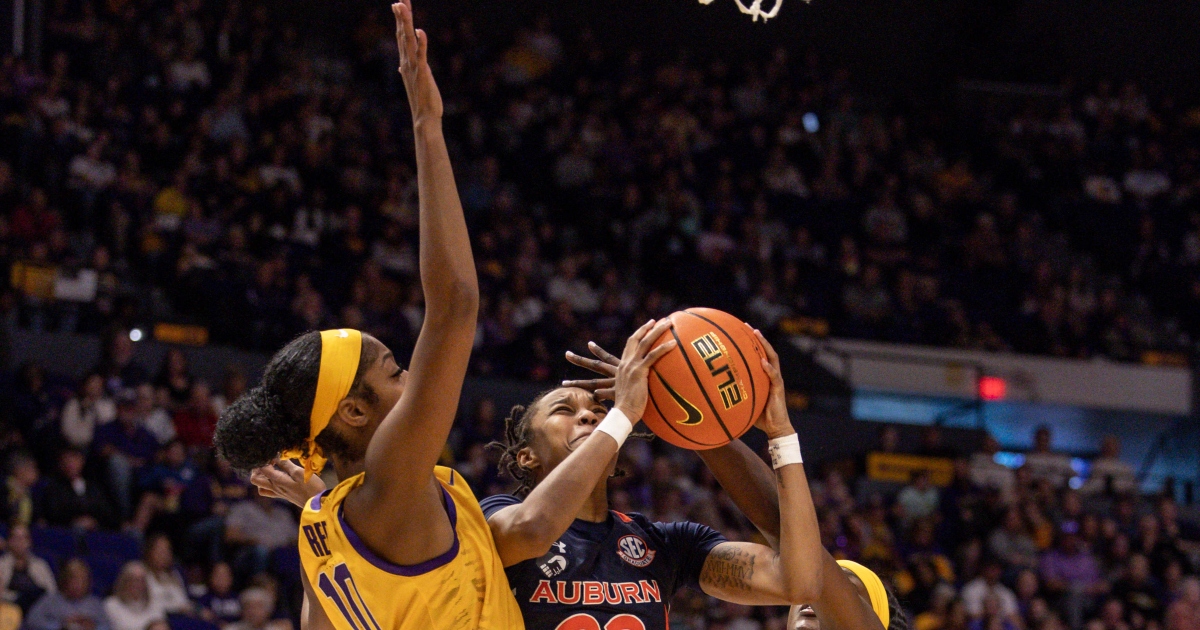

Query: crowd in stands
[5,0,1200,379]
[1,0,1200,629]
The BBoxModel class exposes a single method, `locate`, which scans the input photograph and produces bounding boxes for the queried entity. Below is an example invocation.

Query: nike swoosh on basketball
[655,372,703,426]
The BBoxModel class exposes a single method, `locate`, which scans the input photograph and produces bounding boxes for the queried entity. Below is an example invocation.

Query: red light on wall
[979,376,1007,401]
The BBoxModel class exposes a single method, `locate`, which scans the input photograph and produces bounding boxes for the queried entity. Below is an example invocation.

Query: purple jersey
[481,494,726,630]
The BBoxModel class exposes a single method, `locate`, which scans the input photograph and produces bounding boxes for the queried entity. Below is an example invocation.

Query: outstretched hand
[610,319,677,420]
[750,327,794,439]
[250,459,327,508]
[391,0,442,125]
[563,341,621,400]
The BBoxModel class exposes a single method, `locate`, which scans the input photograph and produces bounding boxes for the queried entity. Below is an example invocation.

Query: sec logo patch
[616,535,656,568]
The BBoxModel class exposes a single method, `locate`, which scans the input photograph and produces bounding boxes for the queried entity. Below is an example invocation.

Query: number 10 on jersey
[317,564,381,630]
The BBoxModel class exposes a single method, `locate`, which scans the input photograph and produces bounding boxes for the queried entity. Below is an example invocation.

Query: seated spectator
[60,374,116,450]
[142,535,191,614]
[36,448,118,530]
[0,525,56,612]
[173,382,219,450]
[1023,426,1075,489]
[226,588,290,630]
[154,349,194,411]
[131,385,175,447]
[897,470,940,527]
[1165,577,1200,630]
[210,368,248,418]
[1111,554,1161,623]
[1081,436,1137,496]
[2,452,40,527]
[93,394,160,521]
[962,558,1021,624]
[103,562,166,630]
[1041,522,1109,629]
[196,563,240,626]
[224,495,298,582]
[24,559,110,630]
[989,508,1041,572]
[92,332,148,396]
[968,593,1019,630]
[139,441,210,530]
[970,435,1016,504]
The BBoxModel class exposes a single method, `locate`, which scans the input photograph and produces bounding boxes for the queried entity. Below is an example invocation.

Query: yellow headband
[837,560,891,629]
[280,329,363,481]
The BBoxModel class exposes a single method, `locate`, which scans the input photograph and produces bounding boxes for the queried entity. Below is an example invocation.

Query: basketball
[640,308,771,450]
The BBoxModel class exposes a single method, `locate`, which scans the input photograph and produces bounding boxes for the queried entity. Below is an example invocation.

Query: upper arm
[486,504,552,567]
[301,571,335,630]
[699,542,795,606]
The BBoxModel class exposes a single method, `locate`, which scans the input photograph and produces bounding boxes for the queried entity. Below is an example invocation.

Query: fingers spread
[635,320,673,357]
[587,341,621,365]
[642,339,677,365]
[624,319,656,357]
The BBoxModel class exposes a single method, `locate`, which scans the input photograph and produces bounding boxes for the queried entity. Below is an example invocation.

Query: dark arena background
[2,0,1200,628]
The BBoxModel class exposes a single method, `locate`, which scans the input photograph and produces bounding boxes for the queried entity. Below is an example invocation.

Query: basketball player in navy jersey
[476,322,825,630]
[566,335,906,630]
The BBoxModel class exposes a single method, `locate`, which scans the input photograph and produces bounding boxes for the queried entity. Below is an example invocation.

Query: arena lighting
[803,112,820,133]
[129,328,144,342]
[978,375,1007,401]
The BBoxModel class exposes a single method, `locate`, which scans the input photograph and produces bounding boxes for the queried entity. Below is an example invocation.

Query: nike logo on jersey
[655,372,703,426]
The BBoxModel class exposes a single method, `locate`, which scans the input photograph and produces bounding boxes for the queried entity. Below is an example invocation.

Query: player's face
[527,387,613,480]
[788,605,820,630]
[356,335,408,425]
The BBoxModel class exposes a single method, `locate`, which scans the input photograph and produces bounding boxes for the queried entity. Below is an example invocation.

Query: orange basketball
[640,308,771,450]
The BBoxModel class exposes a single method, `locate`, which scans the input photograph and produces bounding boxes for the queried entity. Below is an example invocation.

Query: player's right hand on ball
[391,0,443,125]
[610,319,676,421]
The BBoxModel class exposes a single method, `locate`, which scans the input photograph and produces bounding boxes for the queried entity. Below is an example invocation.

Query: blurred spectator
[153,349,193,411]
[24,559,110,630]
[226,588,290,630]
[224,495,298,581]
[142,535,191,614]
[970,435,1016,504]
[196,563,240,626]
[1041,523,1109,628]
[131,385,175,447]
[37,448,117,530]
[92,395,159,521]
[60,374,116,450]
[1165,577,1200,630]
[210,368,248,418]
[1111,554,1161,622]
[92,333,147,396]
[963,558,1021,624]
[1023,427,1075,489]
[173,383,219,450]
[897,470,940,527]
[0,525,57,613]
[103,562,166,630]
[989,508,1041,573]
[1081,437,1137,496]
[2,453,40,527]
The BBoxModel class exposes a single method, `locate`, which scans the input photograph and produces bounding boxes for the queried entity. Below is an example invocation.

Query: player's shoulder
[480,493,522,519]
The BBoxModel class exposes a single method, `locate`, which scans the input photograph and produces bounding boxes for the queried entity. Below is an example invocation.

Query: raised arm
[487,320,676,567]
[360,1,477,498]
[692,332,823,605]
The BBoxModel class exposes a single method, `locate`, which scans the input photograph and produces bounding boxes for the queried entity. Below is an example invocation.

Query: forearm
[811,555,886,630]
[414,122,478,319]
[698,440,782,546]
[774,436,825,602]
[490,432,619,566]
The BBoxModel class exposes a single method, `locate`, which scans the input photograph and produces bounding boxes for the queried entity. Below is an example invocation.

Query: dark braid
[488,388,653,498]
[487,392,550,498]
[885,582,908,630]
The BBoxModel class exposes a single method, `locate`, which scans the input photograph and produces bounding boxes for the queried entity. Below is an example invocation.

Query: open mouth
[797,606,816,617]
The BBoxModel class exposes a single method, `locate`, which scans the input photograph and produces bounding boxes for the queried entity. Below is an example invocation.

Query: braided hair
[488,388,652,498]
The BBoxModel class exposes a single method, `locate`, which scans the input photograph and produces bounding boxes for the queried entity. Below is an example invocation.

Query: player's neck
[333,456,366,481]
[574,478,610,523]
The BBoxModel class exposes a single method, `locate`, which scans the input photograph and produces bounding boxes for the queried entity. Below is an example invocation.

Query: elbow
[427,280,479,322]
[508,513,559,556]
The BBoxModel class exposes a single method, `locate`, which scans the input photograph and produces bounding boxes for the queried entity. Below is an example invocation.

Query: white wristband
[595,408,634,447]
[768,434,803,469]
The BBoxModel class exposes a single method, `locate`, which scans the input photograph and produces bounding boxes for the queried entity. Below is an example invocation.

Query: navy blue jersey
[481,494,727,630]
